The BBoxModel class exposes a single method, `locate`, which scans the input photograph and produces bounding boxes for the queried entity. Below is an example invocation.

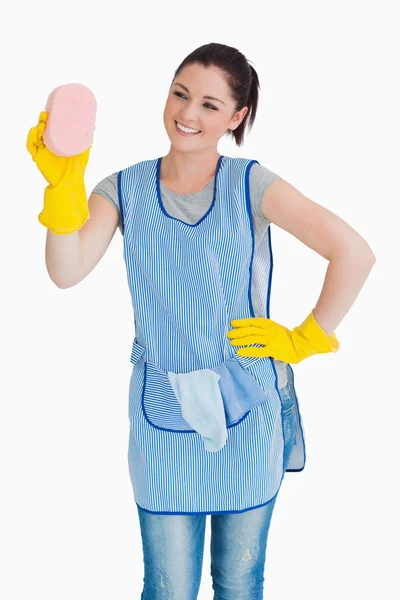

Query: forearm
[45,229,84,288]
[311,249,376,337]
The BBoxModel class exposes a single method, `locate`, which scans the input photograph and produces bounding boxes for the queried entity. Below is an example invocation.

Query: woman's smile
[175,120,201,136]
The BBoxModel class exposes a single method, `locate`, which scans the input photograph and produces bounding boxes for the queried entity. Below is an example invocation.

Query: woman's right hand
[26,111,91,187]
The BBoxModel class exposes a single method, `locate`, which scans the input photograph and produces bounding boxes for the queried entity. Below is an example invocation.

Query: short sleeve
[248,163,281,224]
[90,172,122,234]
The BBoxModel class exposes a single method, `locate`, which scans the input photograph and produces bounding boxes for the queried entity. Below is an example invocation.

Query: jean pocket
[282,409,297,470]
[279,382,295,416]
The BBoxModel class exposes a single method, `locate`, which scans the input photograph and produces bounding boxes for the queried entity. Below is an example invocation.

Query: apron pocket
[142,361,201,431]
[211,356,270,424]
[234,352,280,401]
[141,355,272,433]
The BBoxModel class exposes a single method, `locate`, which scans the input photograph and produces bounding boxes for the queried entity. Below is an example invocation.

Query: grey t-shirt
[91,162,289,389]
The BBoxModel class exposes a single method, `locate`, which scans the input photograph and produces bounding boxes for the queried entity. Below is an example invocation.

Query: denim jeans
[136,382,297,600]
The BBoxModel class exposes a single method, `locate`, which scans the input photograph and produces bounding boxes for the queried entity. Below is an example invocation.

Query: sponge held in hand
[42,83,97,157]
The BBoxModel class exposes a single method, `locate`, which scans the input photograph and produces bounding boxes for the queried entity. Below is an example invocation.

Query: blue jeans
[136,383,297,599]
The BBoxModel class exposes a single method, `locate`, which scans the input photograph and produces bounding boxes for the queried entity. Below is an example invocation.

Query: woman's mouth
[175,121,201,136]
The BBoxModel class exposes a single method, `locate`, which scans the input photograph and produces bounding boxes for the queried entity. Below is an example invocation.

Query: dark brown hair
[170,42,260,147]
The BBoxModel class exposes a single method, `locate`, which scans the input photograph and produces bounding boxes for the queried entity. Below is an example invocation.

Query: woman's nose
[179,106,200,123]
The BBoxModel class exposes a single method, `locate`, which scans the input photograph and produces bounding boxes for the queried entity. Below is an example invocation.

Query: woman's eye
[173,91,217,111]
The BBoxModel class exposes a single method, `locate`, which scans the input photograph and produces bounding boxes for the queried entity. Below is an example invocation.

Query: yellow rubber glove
[227,310,340,364]
[26,111,91,235]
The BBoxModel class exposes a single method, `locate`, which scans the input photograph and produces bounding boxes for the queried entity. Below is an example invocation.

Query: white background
[2,1,398,598]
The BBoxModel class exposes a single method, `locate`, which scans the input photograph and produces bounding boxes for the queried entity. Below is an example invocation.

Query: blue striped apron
[118,155,306,515]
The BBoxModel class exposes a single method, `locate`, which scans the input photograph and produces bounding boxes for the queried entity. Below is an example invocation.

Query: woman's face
[163,63,248,151]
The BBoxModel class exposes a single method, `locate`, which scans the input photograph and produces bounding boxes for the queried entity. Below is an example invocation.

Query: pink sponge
[42,83,97,157]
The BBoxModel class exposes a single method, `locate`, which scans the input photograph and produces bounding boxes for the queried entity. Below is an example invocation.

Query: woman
[28,42,375,599]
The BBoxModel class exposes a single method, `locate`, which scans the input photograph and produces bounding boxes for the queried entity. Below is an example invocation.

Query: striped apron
[118,155,306,515]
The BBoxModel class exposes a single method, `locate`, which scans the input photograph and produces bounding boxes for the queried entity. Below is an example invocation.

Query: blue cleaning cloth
[167,357,268,452]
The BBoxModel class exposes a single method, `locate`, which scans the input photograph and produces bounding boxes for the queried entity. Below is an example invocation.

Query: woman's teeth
[175,121,201,135]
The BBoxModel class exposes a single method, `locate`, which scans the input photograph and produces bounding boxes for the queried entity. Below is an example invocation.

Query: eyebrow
[173,82,225,105]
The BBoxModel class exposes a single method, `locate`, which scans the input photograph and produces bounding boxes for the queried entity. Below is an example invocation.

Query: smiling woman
[162,48,256,155]
[30,40,376,600]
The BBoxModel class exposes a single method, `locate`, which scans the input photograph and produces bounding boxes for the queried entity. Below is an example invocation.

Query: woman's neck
[160,152,221,190]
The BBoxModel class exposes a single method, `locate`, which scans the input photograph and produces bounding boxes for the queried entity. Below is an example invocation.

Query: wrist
[296,311,340,353]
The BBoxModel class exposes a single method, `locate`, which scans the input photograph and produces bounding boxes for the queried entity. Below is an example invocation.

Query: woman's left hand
[226,312,340,364]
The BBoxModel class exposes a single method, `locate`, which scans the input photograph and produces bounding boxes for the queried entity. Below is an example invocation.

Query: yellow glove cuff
[295,310,340,355]
[38,161,90,235]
